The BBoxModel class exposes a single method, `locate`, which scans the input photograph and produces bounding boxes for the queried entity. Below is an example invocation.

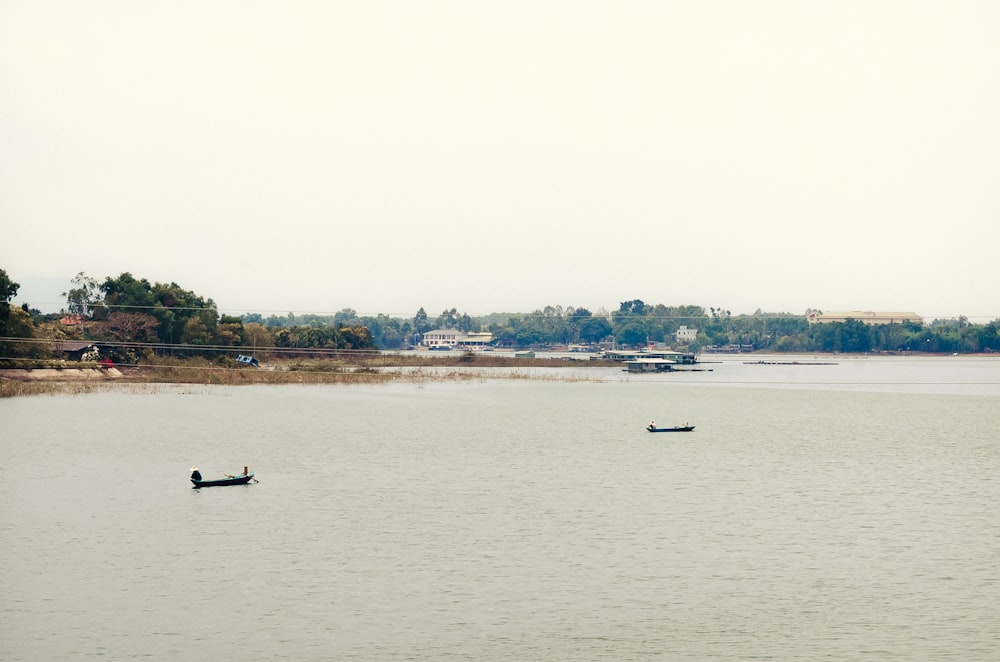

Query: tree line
[2,268,999,367]
[340,300,999,354]
[0,270,376,365]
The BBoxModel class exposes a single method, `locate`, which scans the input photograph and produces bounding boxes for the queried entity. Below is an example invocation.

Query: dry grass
[1,353,615,397]
[0,380,106,398]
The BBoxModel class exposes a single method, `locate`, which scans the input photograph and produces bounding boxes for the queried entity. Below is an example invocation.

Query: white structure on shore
[422,329,493,349]
[807,311,922,325]
[675,325,697,343]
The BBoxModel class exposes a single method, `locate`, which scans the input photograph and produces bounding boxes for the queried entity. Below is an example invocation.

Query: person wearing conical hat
[190,466,202,481]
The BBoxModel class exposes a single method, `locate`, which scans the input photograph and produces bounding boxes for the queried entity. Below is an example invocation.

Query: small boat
[646,424,695,432]
[190,466,256,488]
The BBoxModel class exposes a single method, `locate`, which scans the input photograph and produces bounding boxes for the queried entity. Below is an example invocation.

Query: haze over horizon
[4,272,996,324]
[3,2,998,322]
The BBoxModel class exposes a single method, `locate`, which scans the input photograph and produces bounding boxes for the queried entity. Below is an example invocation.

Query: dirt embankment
[1,367,124,381]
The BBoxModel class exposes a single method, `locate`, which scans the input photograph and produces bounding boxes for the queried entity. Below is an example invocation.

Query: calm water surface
[2,357,999,660]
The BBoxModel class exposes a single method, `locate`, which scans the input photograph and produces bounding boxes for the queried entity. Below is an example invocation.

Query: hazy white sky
[2,1,998,321]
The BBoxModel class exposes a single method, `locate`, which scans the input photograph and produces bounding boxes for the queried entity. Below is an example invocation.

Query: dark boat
[646,425,695,432]
[190,466,256,488]
[192,473,254,488]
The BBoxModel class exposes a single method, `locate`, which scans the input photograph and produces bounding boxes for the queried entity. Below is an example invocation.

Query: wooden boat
[191,472,255,488]
[646,425,695,432]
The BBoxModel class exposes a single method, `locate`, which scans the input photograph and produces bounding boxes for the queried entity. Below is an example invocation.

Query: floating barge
[602,350,711,373]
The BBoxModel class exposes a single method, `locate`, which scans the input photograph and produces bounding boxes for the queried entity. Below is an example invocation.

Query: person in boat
[648,421,656,431]
[191,466,202,481]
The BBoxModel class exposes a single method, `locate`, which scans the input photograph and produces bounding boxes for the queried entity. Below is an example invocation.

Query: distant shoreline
[3,351,995,398]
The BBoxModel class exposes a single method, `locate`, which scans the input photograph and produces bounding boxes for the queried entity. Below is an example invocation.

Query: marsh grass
[1,353,613,397]
[0,380,105,397]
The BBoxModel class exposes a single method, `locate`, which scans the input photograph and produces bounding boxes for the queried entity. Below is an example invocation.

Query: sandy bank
[1,367,124,381]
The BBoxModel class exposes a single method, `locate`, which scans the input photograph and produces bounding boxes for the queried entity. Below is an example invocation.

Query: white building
[422,329,494,349]
[807,311,922,325]
[675,325,698,343]
[422,329,461,348]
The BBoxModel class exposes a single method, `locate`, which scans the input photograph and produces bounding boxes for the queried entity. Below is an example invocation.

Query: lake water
[2,356,999,660]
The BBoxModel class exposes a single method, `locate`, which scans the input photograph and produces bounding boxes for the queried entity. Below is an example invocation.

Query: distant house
[53,341,99,361]
[422,329,494,349]
[459,332,493,348]
[807,311,922,325]
[422,329,461,349]
[675,325,697,343]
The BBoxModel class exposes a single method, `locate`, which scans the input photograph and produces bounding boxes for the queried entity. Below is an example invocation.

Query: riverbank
[0,354,618,397]
[6,352,994,398]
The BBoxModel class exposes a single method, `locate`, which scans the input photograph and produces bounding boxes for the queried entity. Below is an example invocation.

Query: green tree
[214,315,246,347]
[361,314,409,349]
[0,306,43,364]
[271,323,376,353]
[0,270,40,363]
[773,333,808,352]
[181,316,213,347]
[242,322,275,359]
[437,308,458,328]
[976,321,1000,352]
[489,314,544,347]
[618,299,646,316]
[577,316,612,344]
[339,326,376,350]
[104,312,160,343]
[333,308,358,327]
[102,273,217,346]
[0,268,20,337]
[839,318,873,353]
[616,321,650,347]
[62,272,104,318]
[413,308,431,335]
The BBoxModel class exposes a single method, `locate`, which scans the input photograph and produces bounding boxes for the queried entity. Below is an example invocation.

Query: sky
[2,1,998,322]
